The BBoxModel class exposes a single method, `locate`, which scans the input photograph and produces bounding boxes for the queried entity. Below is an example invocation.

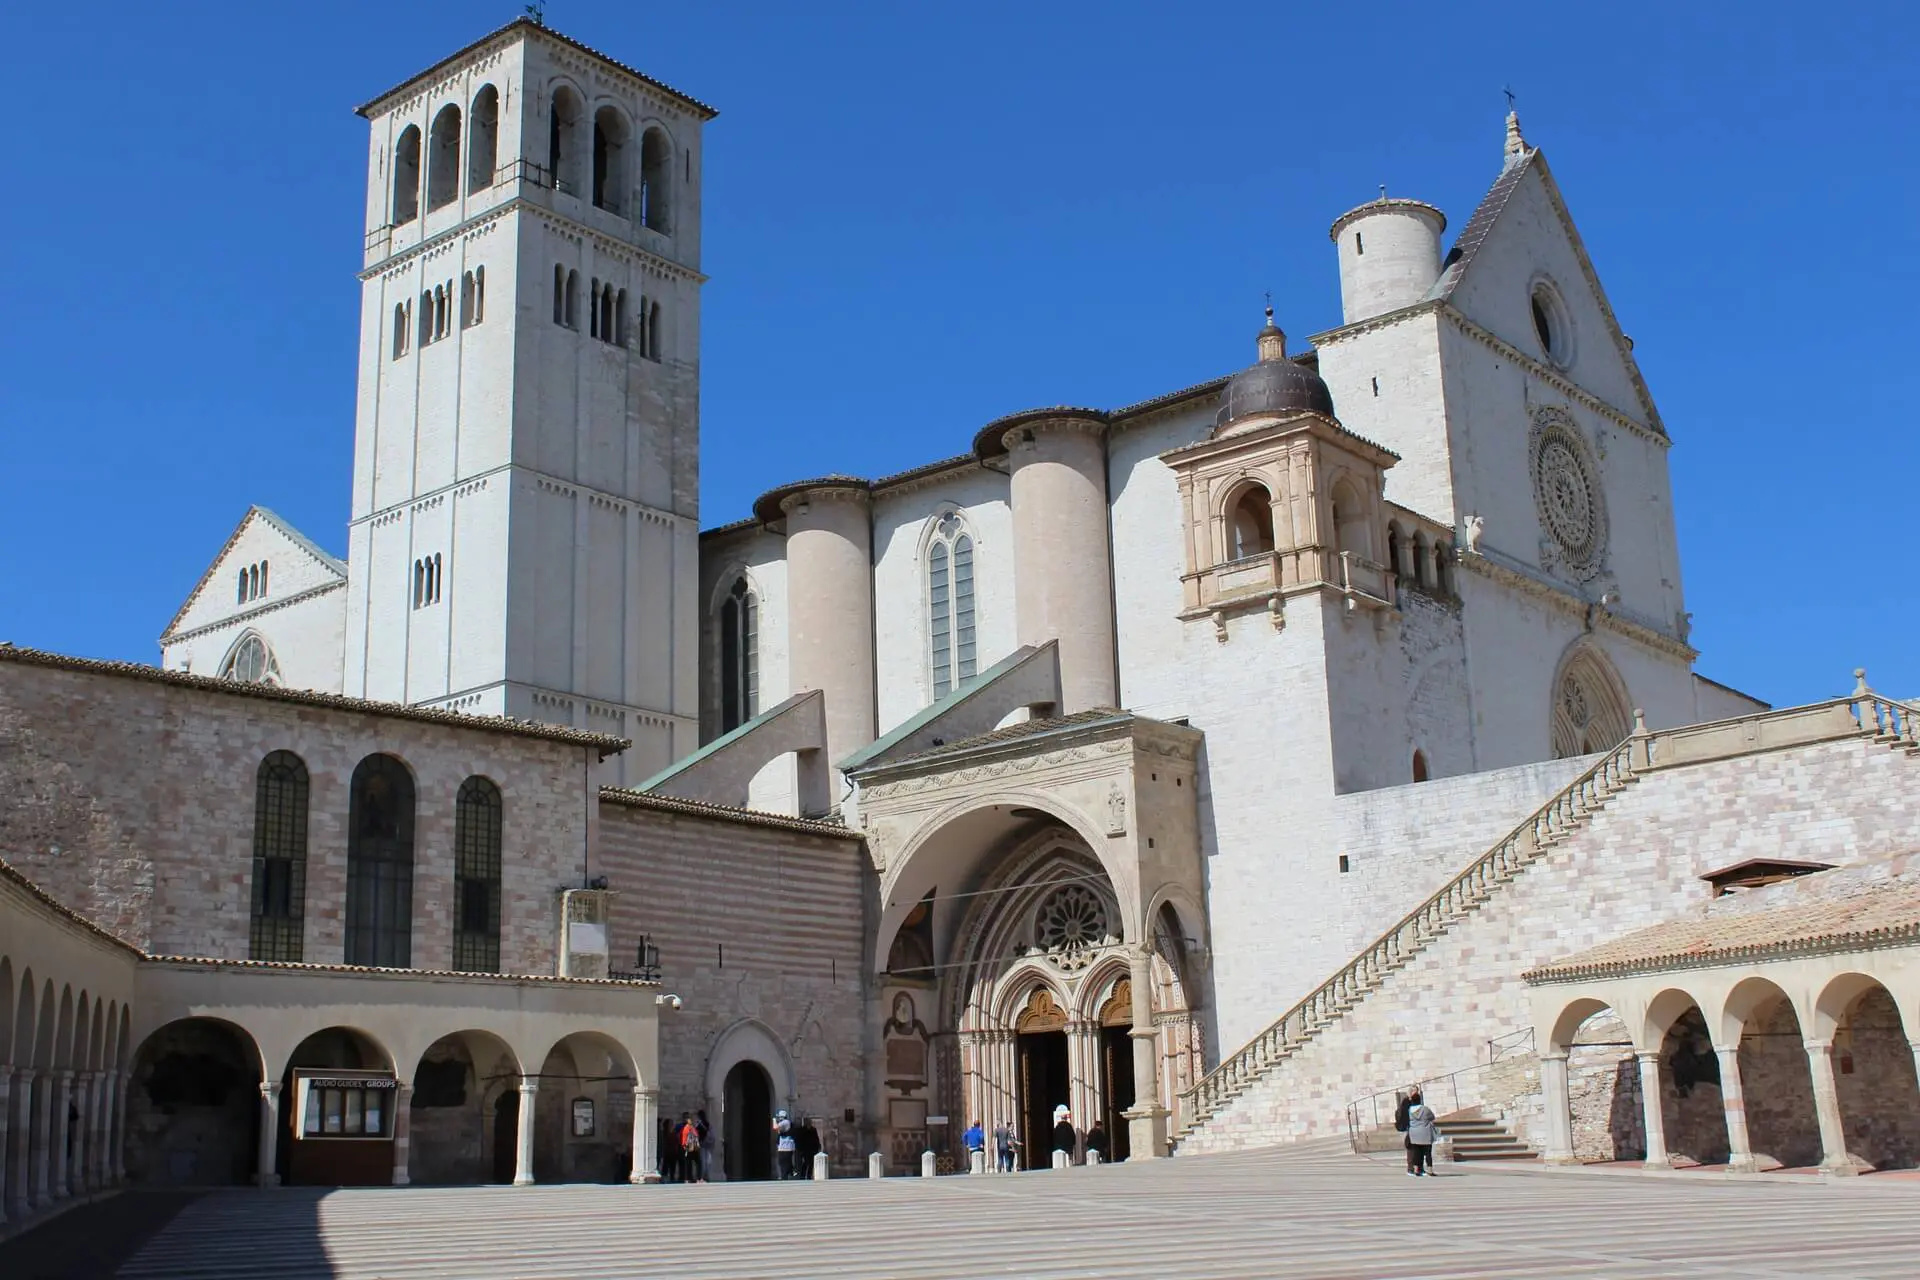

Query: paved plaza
[7,1143,1906,1280]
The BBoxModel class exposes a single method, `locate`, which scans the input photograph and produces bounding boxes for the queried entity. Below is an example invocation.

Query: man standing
[963,1119,986,1170]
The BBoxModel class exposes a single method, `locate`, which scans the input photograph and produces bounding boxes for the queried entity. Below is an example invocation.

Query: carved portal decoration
[1036,884,1110,972]
[1098,977,1133,1028]
[1529,408,1606,578]
[1014,987,1068,1034]
[1550,645,1632,759]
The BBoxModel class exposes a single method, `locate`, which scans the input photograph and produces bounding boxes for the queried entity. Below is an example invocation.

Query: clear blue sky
[2,1,1914,707]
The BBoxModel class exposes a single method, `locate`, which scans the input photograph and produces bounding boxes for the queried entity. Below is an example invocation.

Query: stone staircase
[1172,683,1920,1151]
[1439,1109,1535,1162]
[1173,735,1644,1144]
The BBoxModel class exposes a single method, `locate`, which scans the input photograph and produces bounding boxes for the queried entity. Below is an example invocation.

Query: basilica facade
[6,19,1917,1229]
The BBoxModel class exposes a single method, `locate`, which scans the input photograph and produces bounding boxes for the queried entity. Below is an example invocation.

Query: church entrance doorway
[491,1090,518,1184]
[1100,1025,1134,1162]
[1017,1030,1069,1169]
[723,1060,774,1181]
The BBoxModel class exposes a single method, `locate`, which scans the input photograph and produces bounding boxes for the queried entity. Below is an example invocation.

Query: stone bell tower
[341,19,715,783]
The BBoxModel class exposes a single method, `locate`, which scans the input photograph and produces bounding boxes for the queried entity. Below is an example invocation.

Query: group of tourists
[962,1105,1110,1171]
[659,1110,712,1183]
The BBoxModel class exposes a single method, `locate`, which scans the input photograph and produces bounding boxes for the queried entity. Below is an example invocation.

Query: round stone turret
[1328,197,1447,325]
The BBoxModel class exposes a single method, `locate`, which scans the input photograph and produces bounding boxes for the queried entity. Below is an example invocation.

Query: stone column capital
[55,1069,75,1085]
[633,1085,659,1101]
[259,1080,283,1101]
[519,1077,540,1095]
[1632,1049,1661,1064]
[1802,1039,1834,1054]
[1539,1050,1570,1063]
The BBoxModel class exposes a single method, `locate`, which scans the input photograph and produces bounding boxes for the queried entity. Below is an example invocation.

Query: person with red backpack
[678,1111,704,1184]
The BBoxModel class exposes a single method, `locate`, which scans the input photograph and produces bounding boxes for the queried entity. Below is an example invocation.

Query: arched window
[614,287,628,346]
[392,126,421,225]
[926,513,977,699]
[639,128,671,232]
[452,776,502,973]
[467,85,499,193]
[345,754,415,968]
[236,568,248,604]
[220,631,280,685]
[259,561,269,595]
[1435,543,1454,595]
[588,278,601,339]
[553,263,566,326]
[426,104,461,210]
[392,299,411,358]
[646,300,661,361]
[418,290,433,348]
[250,751,309,962]
[1411,532,1431,588]
[1230,486,1275,560]
[1330,479,1372,561]
[1411,750,1429,784]
[592,107,629,214]
[1551,647,1633,759]
[599,283,616,344]
[548,86,585,195]
[718,576,758,733]
[566,270,581,330]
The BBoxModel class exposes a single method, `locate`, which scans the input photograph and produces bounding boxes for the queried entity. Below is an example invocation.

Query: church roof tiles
[0,644,632,757]
[1524,877,1920,982]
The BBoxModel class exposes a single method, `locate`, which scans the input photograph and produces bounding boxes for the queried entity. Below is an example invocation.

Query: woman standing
[1404,1089,1438,1176]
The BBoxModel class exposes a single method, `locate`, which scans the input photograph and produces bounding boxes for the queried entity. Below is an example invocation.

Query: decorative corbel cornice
[1458,548,1695,661]
[1439,307,1664,448]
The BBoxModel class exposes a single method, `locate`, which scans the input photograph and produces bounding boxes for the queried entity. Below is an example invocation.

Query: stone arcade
[5,16,1920,1239]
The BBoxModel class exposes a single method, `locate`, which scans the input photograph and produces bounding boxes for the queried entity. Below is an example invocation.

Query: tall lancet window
[345,754,416,969]
[927,512,977,700]
[719,576,758,733]
[452,776,503,973]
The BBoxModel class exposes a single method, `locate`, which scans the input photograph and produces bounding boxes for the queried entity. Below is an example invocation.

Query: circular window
[1529,279,1573,368]
[1036,884,1109,971]
[1529,409,1606,572]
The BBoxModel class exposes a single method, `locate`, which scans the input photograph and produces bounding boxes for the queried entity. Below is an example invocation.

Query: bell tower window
[1229,486,1275,560]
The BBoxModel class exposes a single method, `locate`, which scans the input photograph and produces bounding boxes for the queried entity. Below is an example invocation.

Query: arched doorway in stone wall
[722,1061,774,1181]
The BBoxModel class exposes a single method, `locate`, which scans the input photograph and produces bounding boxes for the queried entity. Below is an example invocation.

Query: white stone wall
[1179,735,1920,1153]
[699,526,798,814]
[1107,403,1212,720]
[163,514,348,694]
[1314,311,1454,525]
[870,471,1015,731]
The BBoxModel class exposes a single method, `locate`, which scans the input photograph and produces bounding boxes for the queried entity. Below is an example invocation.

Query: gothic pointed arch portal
[1551,643,1632,758]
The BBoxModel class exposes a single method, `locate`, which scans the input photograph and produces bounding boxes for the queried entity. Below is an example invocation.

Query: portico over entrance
[849,708,1208,1164]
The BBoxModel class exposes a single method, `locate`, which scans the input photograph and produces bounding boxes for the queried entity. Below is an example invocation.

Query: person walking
[1085,1123,1109,1165]
[993,1122,1015,1173]
[796,1115,821,1177]
[963,1120,986,1170]
[773,1109,797,1180]
[1393,1089,1412,1171]
[1404,1088,1438,1176]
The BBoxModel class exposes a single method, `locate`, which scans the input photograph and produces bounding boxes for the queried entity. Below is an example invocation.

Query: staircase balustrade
[1179,675,1917,1142]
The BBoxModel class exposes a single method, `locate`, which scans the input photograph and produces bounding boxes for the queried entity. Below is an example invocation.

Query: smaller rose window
[1036,885,1109,971]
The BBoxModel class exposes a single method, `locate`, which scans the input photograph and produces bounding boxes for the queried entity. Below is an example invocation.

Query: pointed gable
[1431,142,1666,437]
[160,506,346,642]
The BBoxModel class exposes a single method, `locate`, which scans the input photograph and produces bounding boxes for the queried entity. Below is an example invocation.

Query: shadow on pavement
[0,1192,201,1279]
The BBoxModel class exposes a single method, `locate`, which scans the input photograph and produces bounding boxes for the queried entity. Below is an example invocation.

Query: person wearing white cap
[773,1108,797,1180]
[1050,1105,1076,1165]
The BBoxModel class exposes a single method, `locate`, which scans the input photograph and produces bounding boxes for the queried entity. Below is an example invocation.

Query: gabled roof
[1429,142,1666,437]
[160,506,345,642]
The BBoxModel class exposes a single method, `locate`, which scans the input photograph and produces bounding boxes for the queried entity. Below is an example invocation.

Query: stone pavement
[82,1145,1920,1279]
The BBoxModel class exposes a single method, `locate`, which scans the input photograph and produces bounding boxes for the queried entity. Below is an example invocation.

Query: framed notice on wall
[572,1097,595,1137]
